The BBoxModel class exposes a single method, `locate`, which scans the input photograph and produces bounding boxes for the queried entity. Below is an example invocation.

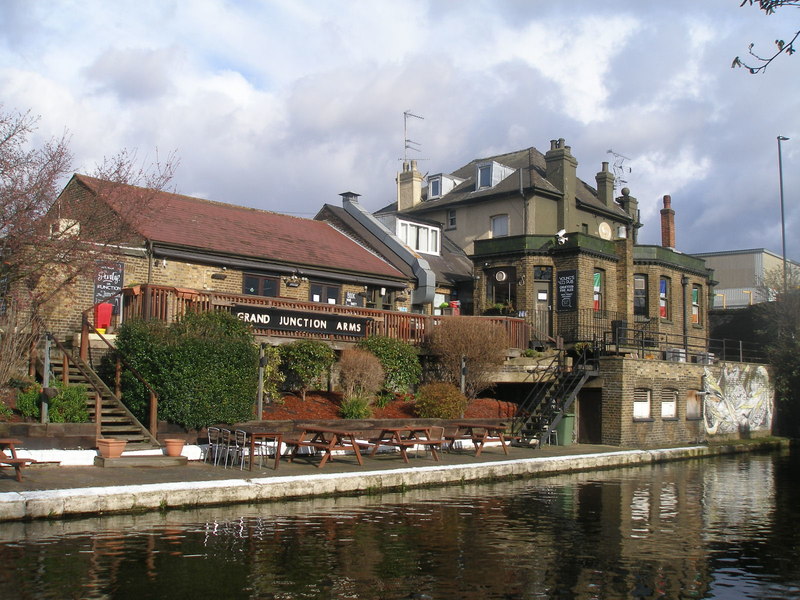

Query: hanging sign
[233,305,371,337]
[94,261,124,315]
[556,269,577,311]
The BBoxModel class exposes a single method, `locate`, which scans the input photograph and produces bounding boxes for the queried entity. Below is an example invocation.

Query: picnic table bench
[284,425,364,468]
[445,423,509,457]
[366,426,443,463]
[0,438,36,482]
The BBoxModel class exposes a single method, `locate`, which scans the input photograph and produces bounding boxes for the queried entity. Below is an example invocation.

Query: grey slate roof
[376,146,630,220]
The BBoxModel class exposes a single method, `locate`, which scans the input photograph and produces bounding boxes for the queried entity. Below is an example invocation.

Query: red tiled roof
[73,174,405,279]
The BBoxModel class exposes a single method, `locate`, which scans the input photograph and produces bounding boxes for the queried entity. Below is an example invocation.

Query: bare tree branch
[734,0,800,73]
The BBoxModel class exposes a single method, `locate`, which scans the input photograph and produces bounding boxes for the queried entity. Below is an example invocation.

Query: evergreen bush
[112,311,260,429]
[356,335,421,393]
[278,339,336,400]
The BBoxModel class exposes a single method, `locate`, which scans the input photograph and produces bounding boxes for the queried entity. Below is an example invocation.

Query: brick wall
[597,356,707,447]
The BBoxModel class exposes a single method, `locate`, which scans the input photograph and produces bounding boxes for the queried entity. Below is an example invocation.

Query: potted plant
[163,438,186,457]
[97,438,127,459]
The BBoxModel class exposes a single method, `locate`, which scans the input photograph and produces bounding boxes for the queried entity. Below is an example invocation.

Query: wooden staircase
[42,335,159,449]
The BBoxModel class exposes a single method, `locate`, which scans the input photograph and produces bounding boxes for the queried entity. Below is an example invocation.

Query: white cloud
[0,0,798,258]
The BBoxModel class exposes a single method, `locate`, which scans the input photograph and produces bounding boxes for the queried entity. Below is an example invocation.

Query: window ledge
[662,417,679,422]
[685,416,703,422]
[633,417,654,423]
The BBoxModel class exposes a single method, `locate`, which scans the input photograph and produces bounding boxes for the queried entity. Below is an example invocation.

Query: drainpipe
[147,240,154,284]
[682,275,689,354]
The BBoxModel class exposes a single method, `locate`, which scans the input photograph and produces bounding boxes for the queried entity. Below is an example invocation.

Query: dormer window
[397,219,440,255]
[429,177,441,198]
[478,165,492,188]
[475,161,515,190]
[426,173,463,199]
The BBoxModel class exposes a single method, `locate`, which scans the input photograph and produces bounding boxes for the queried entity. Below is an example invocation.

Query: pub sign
[233,305,371,337]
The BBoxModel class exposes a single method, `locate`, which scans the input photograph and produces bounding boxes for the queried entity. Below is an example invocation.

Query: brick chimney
[396,160,423,211]
[544,138,578,230]
[660,194,675,249]
[595,161,614,207]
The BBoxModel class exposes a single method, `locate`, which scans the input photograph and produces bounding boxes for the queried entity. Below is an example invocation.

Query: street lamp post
[778,135,790,296]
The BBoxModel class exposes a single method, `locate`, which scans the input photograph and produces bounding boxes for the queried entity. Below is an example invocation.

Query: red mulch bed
[261,392,517,421]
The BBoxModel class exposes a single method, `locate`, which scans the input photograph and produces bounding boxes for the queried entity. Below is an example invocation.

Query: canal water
[0,449,798,599]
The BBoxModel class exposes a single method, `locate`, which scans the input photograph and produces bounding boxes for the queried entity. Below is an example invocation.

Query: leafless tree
[427,318,508,400]
[733,1,800,73]
[0,105,177,385]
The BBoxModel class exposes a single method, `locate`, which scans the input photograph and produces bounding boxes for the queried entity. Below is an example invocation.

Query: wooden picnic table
[239,428,282,471]
[368,426,442,463]
[0,438,35,482]
[447,423,509,457]
[284,425,364,468]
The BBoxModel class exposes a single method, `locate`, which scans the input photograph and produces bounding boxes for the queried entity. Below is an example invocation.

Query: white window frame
[429,177,441,198]
[478,164,492,188]
[633,388,651,420]
[491,214,509,238]
[661,388,677,419]
[396,219,441,255]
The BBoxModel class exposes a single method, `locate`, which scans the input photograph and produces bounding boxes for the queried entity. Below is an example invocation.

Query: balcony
[116,284,530,349]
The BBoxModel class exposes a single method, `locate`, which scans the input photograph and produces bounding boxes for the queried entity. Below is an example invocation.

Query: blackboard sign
[94,262,124,314]
[557,269,577,311]
[233,305,371,337]
[344,291,363,307]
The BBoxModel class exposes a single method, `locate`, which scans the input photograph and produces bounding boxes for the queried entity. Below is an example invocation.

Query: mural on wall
[703,365,772,435]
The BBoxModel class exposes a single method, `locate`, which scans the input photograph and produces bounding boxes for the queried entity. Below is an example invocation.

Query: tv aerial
[403,110,424,162]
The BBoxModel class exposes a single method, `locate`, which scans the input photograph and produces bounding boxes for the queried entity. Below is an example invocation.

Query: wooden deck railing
[120,285,531,349]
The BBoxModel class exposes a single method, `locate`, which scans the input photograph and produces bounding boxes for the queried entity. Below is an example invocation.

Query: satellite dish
[495,270,507,282]
[598,222,612,240]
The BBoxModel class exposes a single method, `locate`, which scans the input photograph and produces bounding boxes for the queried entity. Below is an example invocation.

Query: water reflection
[0,450,798,599]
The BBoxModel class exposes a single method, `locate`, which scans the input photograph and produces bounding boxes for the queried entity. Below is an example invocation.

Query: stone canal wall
[0,439,788,522]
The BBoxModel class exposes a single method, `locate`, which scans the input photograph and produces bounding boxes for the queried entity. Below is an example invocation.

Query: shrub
[338,348,384,401]
[49,382,89,423]
[259,344,285,405]
[426,318,507,399]
[414,382,468,419]
[339,395,372,419]
[357,336,421,392]
[278,339,336,400]
[112,311,260,429]
[16,384,41,419]
[15,382,89,422]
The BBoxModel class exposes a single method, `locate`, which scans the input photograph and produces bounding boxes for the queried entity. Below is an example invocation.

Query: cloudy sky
[1,0,798,258]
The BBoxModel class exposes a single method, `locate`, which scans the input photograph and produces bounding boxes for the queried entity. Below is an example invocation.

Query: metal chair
[233,429,249,470]
[205,427,222,465]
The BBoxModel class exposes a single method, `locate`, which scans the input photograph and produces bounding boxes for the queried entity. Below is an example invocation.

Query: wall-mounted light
[211,272,227,280]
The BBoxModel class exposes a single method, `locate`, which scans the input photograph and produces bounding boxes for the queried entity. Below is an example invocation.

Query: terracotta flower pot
[97,438,127,459]
[163,438,186,457]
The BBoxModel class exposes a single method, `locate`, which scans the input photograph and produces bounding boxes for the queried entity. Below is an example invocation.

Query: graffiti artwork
[703,365,773,435]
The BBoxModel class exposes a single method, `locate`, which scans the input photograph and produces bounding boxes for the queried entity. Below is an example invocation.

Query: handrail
[79,315,161,436]
[45,333,159,444]
[600,325,766,364]
[120,284,531,349]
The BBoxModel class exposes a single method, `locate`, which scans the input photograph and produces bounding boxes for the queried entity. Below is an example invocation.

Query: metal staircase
[511,349,597,446]
[41,334,159,448]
